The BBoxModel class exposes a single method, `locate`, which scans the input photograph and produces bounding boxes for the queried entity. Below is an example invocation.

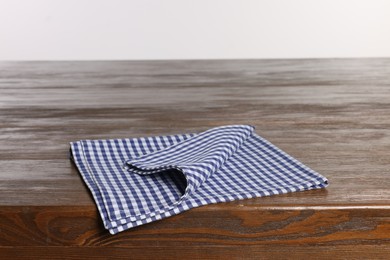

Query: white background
[1,0,390,60]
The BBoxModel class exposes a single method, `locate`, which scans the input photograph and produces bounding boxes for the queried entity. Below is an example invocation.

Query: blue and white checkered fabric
[70,125,328,234]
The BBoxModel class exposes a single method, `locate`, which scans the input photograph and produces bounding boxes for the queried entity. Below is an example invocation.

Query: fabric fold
[124,125,254,204]
[70,125,328,234]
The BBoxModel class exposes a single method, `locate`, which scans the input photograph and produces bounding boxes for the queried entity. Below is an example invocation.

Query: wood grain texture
[1,245,390,260]
[1,245,389,260]
[1,59,389,258]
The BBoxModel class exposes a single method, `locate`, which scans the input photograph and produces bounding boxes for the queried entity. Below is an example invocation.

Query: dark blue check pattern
[70,125,328,234]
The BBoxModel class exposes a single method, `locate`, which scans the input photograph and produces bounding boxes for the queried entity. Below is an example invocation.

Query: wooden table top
[1,59,389,259]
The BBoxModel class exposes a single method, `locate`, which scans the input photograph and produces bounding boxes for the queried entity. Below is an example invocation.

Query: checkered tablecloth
[70,125,328,234]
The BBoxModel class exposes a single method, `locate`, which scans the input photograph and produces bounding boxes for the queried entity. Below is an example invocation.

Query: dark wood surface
[1,59,389,259]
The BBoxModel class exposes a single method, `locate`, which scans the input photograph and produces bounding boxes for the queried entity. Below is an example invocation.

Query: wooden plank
[1,245,390,260]
[0,205,389,246]
[0,59,389,258]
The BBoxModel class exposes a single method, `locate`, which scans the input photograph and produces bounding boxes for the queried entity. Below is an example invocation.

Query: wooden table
[1,59,389,259]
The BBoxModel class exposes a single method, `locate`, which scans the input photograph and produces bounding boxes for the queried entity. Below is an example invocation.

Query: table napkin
[70,125,328,234]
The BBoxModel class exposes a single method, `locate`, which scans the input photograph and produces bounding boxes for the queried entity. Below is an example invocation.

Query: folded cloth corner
[70,125,328,234]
